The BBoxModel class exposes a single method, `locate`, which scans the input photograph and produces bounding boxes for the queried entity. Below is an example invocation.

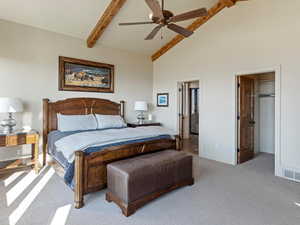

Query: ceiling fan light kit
[119,0,208,40]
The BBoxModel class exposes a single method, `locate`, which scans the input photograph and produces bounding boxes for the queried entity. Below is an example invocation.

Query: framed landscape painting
[157,93,169,107]
[59,56,114,93]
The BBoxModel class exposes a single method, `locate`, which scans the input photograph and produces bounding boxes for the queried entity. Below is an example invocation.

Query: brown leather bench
[106,150,194,217]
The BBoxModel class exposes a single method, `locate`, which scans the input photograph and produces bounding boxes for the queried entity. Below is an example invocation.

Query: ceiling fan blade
[167,24,193,37]
[119,22,154,26]
[145,24,164,40]
[145,0,164,19]
[168,8,208,23]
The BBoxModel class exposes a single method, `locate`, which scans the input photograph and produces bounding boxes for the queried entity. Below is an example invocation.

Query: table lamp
[0,98,24,133]
[134,101,148,124]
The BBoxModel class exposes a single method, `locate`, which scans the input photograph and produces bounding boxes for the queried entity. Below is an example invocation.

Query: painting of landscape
[59,56,114,93]
[65,63,111,88]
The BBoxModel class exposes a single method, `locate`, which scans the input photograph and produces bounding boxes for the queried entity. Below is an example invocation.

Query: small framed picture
[157,93,169,107]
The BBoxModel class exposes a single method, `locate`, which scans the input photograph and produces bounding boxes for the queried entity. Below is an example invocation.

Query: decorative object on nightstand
[127,122,161,128]
[0,98,23,134]
[0,130,42,175]
[134,101,148,124]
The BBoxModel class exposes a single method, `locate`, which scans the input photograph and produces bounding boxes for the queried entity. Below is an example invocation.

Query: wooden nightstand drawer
[0,136,6,146]
[26,134,37,143]
[6,134,27,146]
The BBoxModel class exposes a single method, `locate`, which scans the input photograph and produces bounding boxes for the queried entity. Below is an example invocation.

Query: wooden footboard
[74,136,181,208]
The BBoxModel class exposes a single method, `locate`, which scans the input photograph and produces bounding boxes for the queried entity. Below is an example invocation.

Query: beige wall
[153,0,300,177]
[0,19,153,159]
[0,19,153,129]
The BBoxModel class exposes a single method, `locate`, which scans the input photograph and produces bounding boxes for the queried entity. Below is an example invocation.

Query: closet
[254,76,275,155]
[237,72,275,164]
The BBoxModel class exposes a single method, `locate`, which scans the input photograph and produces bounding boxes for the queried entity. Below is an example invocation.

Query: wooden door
[178,83,184,139]
[237,76,255,164]
[189,88,199,135]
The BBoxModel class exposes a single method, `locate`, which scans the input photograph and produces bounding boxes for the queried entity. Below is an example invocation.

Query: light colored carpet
[0,153,299,225]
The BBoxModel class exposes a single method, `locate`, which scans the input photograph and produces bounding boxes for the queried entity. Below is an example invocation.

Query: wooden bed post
[75,151,84,209]
[120,100,125,118]
[42,98,49,166]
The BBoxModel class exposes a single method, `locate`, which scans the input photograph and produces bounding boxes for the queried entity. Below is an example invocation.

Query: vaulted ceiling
[0,0,217,55]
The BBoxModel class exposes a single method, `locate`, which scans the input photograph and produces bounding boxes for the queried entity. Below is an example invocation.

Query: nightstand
[0,130,41,175]
[127,122,161,128]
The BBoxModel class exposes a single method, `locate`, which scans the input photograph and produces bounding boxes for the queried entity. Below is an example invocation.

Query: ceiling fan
[119,0,208,40]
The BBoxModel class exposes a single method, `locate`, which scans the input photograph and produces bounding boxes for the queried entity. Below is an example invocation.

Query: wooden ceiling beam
[87,0,127,48]
[220,0,236,7]
[151,0,248,61]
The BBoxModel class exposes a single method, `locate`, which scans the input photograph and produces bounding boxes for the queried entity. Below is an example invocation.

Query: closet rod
[259,94,275,98]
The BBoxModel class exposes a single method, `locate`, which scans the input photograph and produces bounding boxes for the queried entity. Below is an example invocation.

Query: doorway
[236,72,275,164]
[178,81,199,154]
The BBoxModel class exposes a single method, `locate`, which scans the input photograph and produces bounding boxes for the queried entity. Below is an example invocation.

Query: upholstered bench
[106,150,194,217]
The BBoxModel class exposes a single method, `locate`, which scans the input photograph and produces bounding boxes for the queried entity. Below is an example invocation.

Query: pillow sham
[95,114,127,129]
[57,114,97,132]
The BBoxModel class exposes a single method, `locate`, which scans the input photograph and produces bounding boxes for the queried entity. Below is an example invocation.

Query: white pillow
[95,114,127,129]
[57,114,97,132]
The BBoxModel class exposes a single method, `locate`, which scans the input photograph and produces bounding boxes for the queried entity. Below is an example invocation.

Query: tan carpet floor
[0,153,299,225]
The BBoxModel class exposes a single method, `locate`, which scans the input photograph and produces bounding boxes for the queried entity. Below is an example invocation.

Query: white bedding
[55,126,176,163]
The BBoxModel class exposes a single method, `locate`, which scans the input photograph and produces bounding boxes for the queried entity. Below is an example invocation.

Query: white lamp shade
[0,98,23,113]
[134,101,148,111]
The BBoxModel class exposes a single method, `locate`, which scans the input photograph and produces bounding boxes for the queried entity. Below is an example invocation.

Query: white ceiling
[0,0,217,55]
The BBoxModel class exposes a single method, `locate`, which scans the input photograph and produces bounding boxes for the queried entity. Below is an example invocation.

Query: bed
[43,98,181,208]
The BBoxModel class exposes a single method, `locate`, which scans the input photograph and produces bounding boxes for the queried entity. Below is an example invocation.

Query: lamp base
[137,112,146,125]
[1,113,16,134]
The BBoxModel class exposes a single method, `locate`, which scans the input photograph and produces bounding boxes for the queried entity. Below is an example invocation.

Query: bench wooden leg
[122,206,135,217]
[106,192,136,217]
[188,178,194,186]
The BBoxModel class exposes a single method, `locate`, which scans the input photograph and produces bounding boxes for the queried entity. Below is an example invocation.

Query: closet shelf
[259,94,275,98]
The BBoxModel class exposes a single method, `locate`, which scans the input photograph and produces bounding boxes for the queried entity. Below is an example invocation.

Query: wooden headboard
[43,98,125,145]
